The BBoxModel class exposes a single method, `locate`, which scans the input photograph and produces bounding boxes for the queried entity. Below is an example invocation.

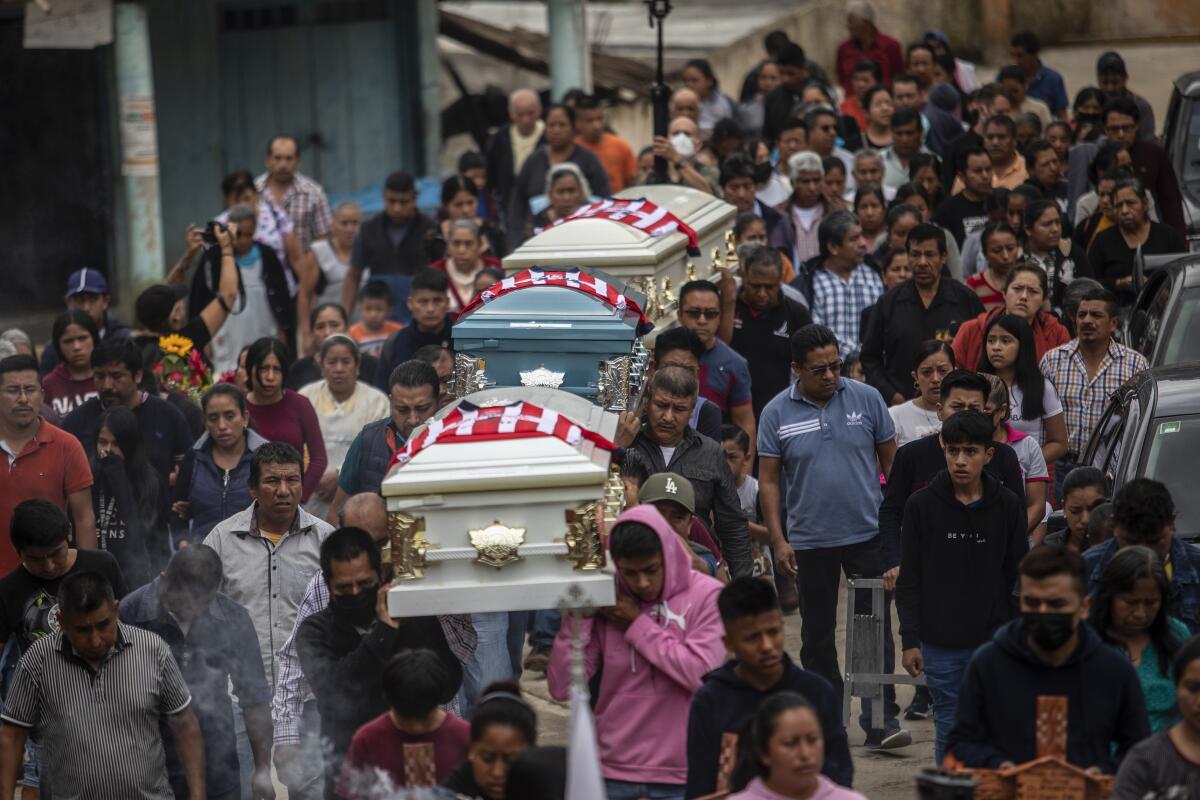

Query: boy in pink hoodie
[547,505,726,800]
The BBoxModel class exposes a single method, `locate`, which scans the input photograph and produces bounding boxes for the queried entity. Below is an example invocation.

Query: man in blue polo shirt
[759,323,909,750]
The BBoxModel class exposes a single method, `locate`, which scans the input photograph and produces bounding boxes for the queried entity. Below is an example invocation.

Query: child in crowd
[337,649,469,797]
[547,506,725,800]
[686,577,852,797]
[720,424,772,578]
[897,409,1027,765]
[639,472,729,583]
[348,280,403,358]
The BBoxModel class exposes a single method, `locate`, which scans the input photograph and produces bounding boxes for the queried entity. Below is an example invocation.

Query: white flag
[566,684,606,800]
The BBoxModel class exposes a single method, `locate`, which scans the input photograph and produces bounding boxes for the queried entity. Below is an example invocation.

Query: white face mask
[671,132,696,159]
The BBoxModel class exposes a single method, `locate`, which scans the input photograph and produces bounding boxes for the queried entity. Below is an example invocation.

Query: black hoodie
[880,432,1026,567]
[896,470,1027,651]
[684,654,853,797]
[947,618,1150,772]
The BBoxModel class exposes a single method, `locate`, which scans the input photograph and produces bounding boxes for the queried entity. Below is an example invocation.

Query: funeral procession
[3,0,1200,798]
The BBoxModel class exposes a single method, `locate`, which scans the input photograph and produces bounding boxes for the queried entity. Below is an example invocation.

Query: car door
[1084,393,1128,480]
[1125,272,1175,364]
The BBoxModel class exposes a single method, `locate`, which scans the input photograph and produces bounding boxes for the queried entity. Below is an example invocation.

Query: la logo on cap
[665,477,678,494]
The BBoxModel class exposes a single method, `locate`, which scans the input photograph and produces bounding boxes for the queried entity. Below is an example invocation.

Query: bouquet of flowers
[154,334,213,404]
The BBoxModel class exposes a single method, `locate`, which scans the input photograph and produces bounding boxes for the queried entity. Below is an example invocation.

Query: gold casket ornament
[469,521,527,569]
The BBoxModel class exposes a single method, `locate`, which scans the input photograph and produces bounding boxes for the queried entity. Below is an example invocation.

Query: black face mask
[332,584,379,624]
[1023,611,1076,652]
[752,161,774,184]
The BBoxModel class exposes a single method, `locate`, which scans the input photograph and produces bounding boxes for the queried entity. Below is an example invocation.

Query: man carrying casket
[628,367,754,578]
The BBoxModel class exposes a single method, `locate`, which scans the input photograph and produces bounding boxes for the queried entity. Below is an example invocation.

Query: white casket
[382,388,621,617]
[501,186,737,325]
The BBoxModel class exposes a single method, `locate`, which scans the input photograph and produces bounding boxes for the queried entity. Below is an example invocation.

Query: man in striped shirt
[0,571,205,800]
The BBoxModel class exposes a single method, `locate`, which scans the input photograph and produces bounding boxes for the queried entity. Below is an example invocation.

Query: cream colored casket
[382,388,621,617]
[501,186,737,325]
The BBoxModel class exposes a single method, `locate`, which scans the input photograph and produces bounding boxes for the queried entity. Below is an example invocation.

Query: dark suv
[1164,71,1200,251]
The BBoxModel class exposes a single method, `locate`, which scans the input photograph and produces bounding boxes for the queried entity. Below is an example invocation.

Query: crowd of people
[1,2,1199,799]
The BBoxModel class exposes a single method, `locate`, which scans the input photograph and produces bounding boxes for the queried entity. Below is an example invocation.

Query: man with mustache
[62,338,192,522]
[1039,287,1148,504]
[0,356,96,573]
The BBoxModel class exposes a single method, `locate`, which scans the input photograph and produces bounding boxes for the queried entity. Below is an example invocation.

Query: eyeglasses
[682,309,720,321]
[804,360,843,376]
[1,386,41,399]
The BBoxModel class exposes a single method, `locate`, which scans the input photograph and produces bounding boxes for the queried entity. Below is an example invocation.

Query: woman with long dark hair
[853,184,887,247]
[91,405,163,588]
[728,692,865,800]
[978,314,1068,467]
[244,336,327,503]
[1092,546,1188,732]
[439,174,507,258]
[172,383,267,545]
[442,681,537,800]
[41,310,99,418]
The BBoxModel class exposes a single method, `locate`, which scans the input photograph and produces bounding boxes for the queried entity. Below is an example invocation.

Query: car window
[1139,414,1200,540]
[1160,287,1200,365]
[1182,102,1200,189]
[1088,398,1125,477]
[1127,274,1171,358]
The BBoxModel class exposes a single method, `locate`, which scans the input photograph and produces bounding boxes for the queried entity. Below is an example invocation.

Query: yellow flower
[159,334,194,358]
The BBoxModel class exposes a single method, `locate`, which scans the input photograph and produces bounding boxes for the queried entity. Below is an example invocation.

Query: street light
[645,0,672,184]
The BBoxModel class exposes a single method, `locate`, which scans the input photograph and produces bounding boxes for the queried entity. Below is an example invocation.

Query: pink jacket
[547,505,726,785]
[729,776,868,800]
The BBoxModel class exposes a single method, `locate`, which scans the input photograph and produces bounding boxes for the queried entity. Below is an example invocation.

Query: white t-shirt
[660,446,677,466]
[889,400,942,447]
[211,248,277,374]
[1007,426,1049,484]
[311,240,350,307]
[736,475,759,520]
[1008,379,1063,445]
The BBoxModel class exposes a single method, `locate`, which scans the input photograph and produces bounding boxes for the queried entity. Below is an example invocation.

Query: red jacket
[952,308,1071,371]
[836,32,904,95]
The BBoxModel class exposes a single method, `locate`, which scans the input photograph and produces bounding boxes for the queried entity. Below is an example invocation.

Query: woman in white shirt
[978,313,1068,466]
[311,201,360,308]
[889,340,955,446]
[299,334,389,516]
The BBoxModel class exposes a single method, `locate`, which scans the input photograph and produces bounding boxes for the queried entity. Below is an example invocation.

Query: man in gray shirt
[0,571,204,800]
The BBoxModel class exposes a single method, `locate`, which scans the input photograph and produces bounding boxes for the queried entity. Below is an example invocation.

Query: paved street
[521,575,935,798]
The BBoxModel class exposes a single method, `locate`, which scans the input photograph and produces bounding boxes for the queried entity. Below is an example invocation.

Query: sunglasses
[683,309,720,321]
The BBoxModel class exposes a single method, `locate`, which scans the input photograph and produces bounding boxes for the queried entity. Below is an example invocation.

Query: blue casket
[450,268,651,411]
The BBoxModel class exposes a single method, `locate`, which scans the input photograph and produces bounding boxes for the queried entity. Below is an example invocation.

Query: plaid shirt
[1039,338,1148,458]
[810,264,884,358]
[255,171,332,250]
[271,571,476,745]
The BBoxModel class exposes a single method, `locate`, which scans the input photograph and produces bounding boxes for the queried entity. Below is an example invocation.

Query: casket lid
[427,387,619,441]
[453,268,647,342]
[381,392,615,497]
[503,188,734,272]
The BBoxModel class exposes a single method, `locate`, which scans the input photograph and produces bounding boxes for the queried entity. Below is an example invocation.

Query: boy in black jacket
[947,546,1150,772]
[684,578,852,797]
[897,410,1028,765]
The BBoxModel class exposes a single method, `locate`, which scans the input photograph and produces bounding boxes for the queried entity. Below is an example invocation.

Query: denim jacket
[1084,537,1200,633]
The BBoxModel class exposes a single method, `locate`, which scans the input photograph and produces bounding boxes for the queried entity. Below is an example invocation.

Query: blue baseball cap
[64,268,109,298]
